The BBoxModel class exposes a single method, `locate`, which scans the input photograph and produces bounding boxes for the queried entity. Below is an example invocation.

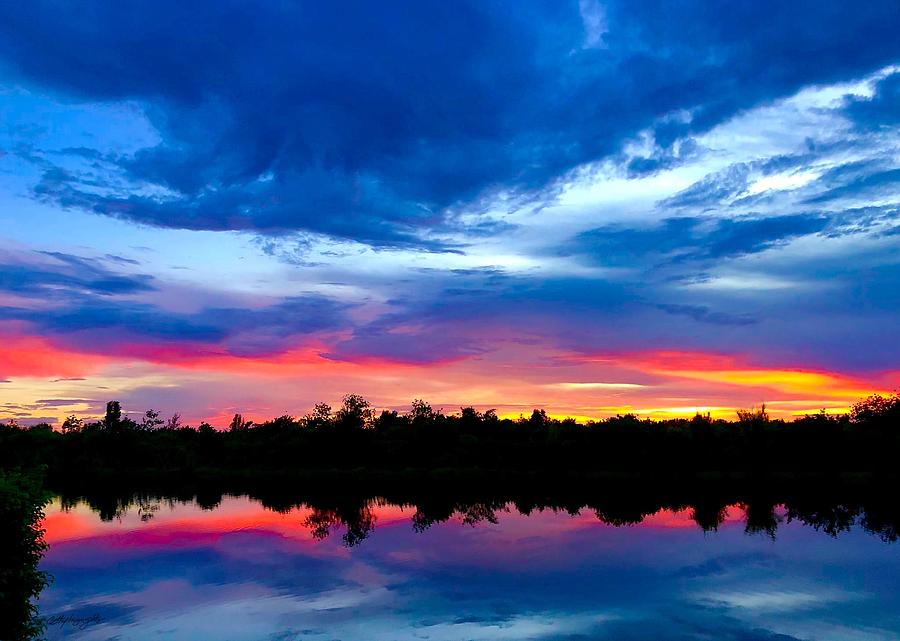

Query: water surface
[39,495,900,640]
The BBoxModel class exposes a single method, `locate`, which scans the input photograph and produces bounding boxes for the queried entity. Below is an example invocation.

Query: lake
[37,493,900,641]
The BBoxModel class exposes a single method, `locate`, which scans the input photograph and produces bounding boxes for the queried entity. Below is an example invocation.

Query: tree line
[1,393,898,479]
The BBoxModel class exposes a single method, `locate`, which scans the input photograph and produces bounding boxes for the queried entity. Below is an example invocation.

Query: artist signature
[45,614,104,630]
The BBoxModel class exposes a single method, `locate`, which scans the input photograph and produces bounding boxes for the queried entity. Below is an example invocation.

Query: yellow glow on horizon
[654,367,885,400]
[493,406,737,421]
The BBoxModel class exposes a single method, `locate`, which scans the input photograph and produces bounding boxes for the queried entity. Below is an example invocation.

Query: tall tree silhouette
[103,401,122,430]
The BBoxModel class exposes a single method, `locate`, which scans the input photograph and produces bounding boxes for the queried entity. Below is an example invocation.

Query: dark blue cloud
[805,168,900,204]
[656,304,758,327]
[572,213,829,265]
[570,218,699,265]
[0,253,351,356]
[3,301,226,343]
[1,1,897,246]
[845,72,900,130]
[2,294,351,357]
[325,271,638,363]
[0,252,155,296]
[626,137,702,178]
[324,318,489,365]
[703,214,830,259]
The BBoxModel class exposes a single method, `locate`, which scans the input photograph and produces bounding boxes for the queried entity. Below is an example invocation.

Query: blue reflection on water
[38,497,900,640]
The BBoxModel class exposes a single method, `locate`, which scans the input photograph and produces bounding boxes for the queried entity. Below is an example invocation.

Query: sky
[0,0,898,425]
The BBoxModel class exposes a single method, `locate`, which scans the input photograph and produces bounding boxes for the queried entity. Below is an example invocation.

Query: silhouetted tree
[268,415,297,430]
[61,414,83,433]
[103,400,123,430]
[851,393,900,424]
[459,406,480,421]
[305,403,333,428]
[140,409,164,431]
[336,394,372,430]
[229,413,252,432]
[373,409,404,430]
[736,404,769,423]
[410,399,436,422]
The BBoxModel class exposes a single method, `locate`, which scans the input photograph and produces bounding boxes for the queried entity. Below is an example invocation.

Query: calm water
[38,495,900,641]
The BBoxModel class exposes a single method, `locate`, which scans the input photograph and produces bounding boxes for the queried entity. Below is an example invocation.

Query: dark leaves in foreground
[0,470,50,641]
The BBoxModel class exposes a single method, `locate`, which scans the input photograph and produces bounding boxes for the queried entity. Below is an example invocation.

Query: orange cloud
[0,332,109,379]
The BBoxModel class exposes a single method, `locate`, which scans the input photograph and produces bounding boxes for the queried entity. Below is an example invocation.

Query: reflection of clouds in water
[39,498,900,641]
[670,551,775,579]
[698,586,859,611]
[690,585,899,641]
[49,584,615,641]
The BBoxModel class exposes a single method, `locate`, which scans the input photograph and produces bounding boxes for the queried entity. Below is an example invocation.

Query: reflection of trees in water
[298,498,514,545]
[412,502,454,533]
[743,501,781,539]
[301,494,898,545]
[412,500,507,532]
[58,483,900,548]
[861,504,900,544]
[459,501,505,526]
[0,470,50,641]
[591,496,662,527]
[304,504,377,547]
[8,478,894,641]
[786,503,859,538]
[61,493,169,523]
[691,501,729,532]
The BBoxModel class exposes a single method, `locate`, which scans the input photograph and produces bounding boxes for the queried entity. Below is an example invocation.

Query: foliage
[851,394,900,424]
[0,469,50,641]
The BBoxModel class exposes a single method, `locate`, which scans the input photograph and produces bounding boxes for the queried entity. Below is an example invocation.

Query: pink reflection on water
[42,495,752,555]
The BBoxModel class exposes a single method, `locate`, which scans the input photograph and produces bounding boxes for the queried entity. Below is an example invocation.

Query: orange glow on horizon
[2,329,895,425]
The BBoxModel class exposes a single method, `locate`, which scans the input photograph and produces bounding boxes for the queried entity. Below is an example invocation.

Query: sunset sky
[1,1,898,425]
